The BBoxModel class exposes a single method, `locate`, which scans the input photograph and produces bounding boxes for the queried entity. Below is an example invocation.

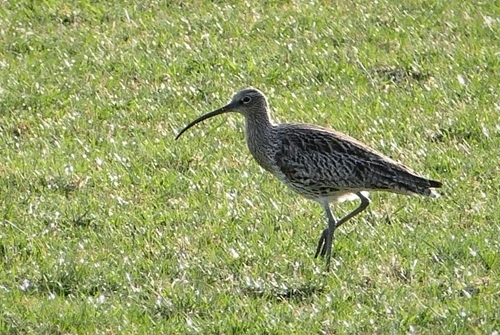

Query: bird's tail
[422,179,442,198]
[400,175,442,198]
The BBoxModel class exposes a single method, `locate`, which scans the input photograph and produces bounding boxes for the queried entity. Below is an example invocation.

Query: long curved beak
[175,104,233,140]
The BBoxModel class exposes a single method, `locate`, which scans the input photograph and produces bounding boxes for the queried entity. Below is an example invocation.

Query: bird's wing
[273,124,440,196]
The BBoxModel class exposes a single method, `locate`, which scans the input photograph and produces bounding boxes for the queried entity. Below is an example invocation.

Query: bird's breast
[245,132,277,173]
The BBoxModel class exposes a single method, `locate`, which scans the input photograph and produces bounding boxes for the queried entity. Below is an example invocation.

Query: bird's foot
[314,228,329,258]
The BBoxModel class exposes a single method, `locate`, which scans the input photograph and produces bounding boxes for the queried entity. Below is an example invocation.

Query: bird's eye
[242,96,252,104]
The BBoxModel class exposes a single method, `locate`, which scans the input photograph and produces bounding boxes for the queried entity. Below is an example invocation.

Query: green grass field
[1,0,499,333]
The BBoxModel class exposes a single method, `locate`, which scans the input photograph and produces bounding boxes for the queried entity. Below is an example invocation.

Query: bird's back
[269,123,441,200]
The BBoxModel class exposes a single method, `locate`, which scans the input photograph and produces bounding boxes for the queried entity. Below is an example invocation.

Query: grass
[1,0,499,333]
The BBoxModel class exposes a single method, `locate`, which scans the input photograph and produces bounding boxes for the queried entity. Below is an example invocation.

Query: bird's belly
[283,179,337,198]
[280,178,365,203]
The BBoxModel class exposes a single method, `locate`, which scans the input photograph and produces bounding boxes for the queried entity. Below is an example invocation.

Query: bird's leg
[334,192,370,229]
[314,192,371,262]
[314,201,337,271]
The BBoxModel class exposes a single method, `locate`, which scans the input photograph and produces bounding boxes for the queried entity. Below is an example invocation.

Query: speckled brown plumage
[272,124,441,199]
[176,87,442,271]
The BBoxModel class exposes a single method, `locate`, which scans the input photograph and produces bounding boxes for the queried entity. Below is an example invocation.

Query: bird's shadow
[242,283,324,302]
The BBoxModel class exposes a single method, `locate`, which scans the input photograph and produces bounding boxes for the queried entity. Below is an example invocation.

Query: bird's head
[175,87,269,140]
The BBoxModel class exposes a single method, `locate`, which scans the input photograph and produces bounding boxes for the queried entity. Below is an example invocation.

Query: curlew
[175,88,442,270]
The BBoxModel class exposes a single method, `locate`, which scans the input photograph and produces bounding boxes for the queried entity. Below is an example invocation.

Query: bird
[175,87,442,271]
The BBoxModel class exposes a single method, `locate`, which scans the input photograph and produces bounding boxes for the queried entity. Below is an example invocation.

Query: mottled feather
[272,123,441,200]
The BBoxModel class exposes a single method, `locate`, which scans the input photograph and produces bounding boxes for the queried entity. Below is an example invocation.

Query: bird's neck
[244,109,273,140]
[244,110,275,171]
